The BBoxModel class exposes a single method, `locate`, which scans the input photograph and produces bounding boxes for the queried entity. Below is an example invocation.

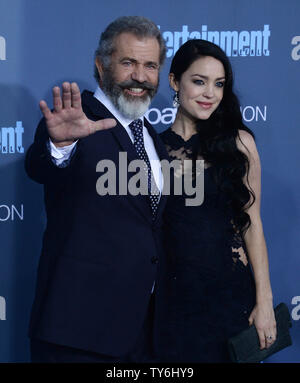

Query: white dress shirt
[49,86,163,193]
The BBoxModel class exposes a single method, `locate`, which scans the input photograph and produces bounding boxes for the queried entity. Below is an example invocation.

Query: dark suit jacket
[25,90,169,357]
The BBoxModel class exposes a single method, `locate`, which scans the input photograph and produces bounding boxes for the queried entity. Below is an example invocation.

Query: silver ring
[266,335,273,340]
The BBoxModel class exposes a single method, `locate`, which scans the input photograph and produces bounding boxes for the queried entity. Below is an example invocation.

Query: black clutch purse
[228,302,293,363]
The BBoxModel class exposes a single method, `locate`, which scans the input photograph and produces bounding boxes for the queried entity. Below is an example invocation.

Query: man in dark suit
[25,16,168,362]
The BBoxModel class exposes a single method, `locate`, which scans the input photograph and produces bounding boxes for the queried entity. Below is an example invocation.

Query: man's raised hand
[39,82,116,147]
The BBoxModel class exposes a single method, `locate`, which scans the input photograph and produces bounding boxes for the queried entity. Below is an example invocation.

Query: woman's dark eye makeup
[193,78,225,87]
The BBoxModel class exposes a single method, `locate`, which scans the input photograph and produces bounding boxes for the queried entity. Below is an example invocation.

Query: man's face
[96,32,160,120]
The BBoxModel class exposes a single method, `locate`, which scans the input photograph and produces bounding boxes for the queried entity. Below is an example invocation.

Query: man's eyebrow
[191,74,226,81]
[145,61,159,67]
[120,57,159,66]
[120,57,137,62]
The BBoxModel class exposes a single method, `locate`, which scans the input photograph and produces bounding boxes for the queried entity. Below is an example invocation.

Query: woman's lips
[196,101,213,109]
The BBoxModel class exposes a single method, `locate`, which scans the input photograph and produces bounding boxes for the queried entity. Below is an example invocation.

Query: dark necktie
[129,119,160,218]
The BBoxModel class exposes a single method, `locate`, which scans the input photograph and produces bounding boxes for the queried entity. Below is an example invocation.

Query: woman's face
[170,56,225,121]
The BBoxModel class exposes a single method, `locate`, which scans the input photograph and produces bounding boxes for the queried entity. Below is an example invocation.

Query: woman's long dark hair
[170,39,255,236]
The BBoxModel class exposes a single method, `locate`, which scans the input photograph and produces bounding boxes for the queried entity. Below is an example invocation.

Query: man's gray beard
[101,68,156,120]
[116,93,151,120]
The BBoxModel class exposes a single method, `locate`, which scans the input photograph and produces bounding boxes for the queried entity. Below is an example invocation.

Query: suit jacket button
[151,256,158,264]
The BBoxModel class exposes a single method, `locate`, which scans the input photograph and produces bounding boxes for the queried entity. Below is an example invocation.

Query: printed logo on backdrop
[0,204,24,222]
[0,35,6,61]
[240,105,267,123]
[0,121,24,154]
[158,25,271,58]
[291,296,300,321]
[291,36,300,61]
[145,105,267,126]
[0,296,6,320]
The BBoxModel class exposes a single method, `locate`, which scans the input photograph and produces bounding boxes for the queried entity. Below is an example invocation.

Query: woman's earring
[173,92,180,108]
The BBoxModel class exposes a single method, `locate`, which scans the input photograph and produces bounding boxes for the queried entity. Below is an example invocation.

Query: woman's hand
[248,300,277,349]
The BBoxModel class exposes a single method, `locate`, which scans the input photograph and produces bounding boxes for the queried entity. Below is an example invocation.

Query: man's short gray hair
[94,16,166,84]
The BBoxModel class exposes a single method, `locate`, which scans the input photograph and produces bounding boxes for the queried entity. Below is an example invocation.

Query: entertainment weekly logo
[291,36,300,60]
[0,35,6,61]
[0,121,24,154]
[158,25,271,58]
[145,105,267,126]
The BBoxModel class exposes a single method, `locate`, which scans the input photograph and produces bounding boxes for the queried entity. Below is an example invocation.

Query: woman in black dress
[158,40,276,362]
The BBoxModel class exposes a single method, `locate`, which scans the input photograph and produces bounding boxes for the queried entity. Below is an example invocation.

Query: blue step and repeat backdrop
[0,0,299,363]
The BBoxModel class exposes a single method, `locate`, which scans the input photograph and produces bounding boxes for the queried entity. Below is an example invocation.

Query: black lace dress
[158,128,256,363]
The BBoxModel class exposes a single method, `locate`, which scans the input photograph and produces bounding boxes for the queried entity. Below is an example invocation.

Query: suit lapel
[144,119,169,162]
